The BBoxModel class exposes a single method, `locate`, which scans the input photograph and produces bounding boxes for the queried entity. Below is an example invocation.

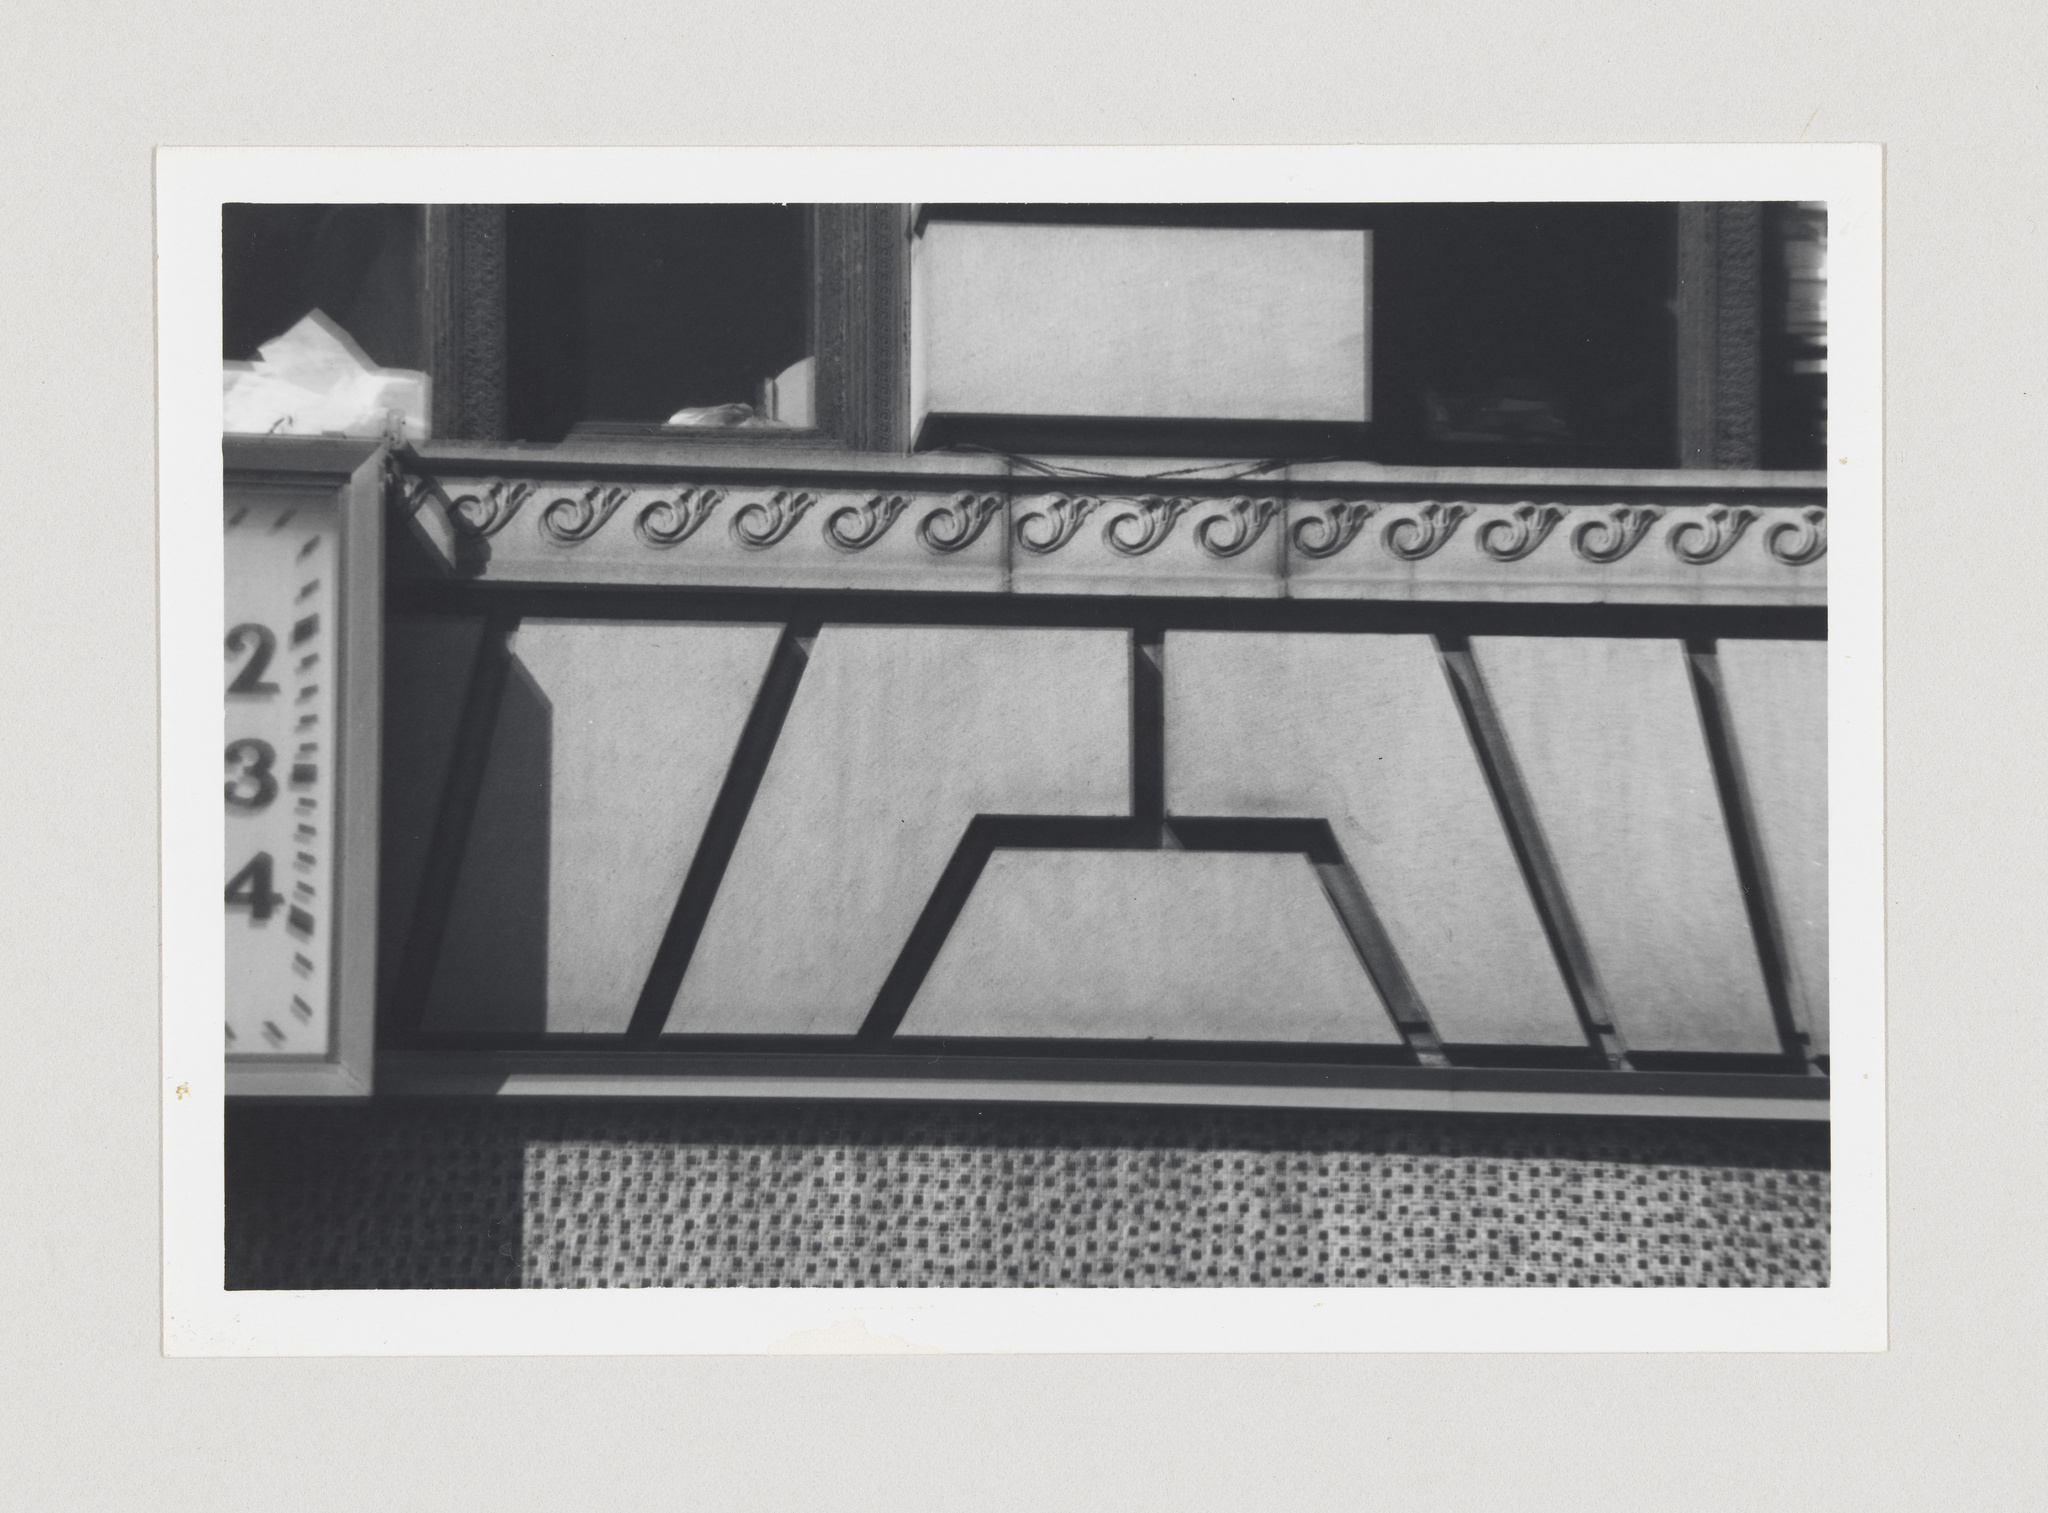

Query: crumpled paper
[224,310,430,439]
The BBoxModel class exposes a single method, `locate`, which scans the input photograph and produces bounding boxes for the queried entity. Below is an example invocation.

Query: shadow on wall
[225,1101,1829,1290]
[422,652,553,1035]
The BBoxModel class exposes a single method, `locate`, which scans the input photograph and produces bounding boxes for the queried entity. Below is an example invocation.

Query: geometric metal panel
[1468,636,1782,1055]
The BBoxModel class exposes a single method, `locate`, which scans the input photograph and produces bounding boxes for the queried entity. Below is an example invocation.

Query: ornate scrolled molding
[1289,501,1377,560]
[1476,503,1568,562]
[446,479,534,538]
[1103,496,1198,557]
[1193,497,1283,559]
[1764,506,1828,566]
[1381,501,1471,562]
[824,493,911,552]
[634,488,724,548]
[538,485,632,545]
[730,490,819,550]
[1668,505,1760,565]
[916,493,1005,555]
[1015,496,1101,556]
[1570,505,1663,564]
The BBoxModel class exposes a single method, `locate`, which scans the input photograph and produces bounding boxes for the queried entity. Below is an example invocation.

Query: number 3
[225,738,278,811]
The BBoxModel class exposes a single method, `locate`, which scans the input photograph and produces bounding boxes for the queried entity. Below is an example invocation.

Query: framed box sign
[224,437,384,1096]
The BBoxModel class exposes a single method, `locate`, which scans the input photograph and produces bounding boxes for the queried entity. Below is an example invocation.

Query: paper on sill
[224,310,430,440]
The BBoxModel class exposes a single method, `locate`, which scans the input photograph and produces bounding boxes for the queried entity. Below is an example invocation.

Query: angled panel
[1468,636,1779,1055]
[377,614,487,1008]
[669,626,1130,1034]
[423,620,782,1033]
[1166,632,1582,1047]
[899,850,1399,1042]
[1717,638,1829,1053]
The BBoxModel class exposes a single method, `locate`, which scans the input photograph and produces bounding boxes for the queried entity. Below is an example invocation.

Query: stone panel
[423,620,782,1033]
[1166,631,1584,1047]
[899,850,1399,1042]
[1717,638,1829,1052]
[668,626,1131,1034]
[1468,636,1780,1055]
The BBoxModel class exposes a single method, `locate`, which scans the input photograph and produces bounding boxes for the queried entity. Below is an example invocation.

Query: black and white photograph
[164,148,1880,1348]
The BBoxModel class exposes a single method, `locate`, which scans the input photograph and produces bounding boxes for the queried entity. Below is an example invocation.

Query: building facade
[222,201,1831,1288]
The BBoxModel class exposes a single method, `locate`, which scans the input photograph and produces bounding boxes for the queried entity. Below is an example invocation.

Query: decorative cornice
[389,463,1825,606]
[1193,497,1283,560]
[825,493,911,552]
[1476,503,1568,562]
[1102,496,1198,557]
[635,488,723,548]
[1668,505,1759,565]
[446,479,534,538]
[1015,495,1101,556]
[1381,501,1471,562]
[731,490,819,550]
[1764,506,1827,567]
[1290,501,1377,560]
[1571,506,1663,564]
[538,485,632,546]
[917,493,1004,554]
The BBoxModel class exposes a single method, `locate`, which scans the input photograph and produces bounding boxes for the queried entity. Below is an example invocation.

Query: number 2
[226,623,279,695]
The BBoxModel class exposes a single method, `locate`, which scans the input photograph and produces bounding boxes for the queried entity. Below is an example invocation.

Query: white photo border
[161,144,1883,1354]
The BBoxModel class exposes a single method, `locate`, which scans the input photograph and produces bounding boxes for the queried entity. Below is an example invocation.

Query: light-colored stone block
[423,620,782,1033]
[668,626,1131,1034]
[1166,632,1585,1047]
[1717,638,1829,1052]
[1468,636,1781,1055]
[915,221,1370,424]
[899,850,1398,1042]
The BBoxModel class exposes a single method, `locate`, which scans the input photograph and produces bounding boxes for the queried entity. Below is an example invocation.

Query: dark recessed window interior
[1370,203,1677,466]
[222,204,424,370]
[505,205,810,443]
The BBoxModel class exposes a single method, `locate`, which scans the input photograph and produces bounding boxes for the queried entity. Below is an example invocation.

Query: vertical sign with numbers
[224,439,383,1096]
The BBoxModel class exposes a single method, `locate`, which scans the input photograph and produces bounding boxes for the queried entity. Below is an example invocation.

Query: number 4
[225,852,284,922]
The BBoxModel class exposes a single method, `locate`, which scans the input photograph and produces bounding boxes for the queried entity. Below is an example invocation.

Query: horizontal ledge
[406,439,1826,496]
[366,1052,1827,1122]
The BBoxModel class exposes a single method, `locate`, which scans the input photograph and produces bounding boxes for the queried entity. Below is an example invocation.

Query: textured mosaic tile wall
[224,1101,1829,1289]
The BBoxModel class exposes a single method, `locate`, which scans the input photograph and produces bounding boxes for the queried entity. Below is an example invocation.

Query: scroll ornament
[1668,505,1760,565]
[1288,501,1376,560]
[634,488,724,548]
[1476,503,1568,562]
[917,493,1005,554]
[1381,501,1471,561]
[1015,495,1102,555]
[824,494,911,552]
[446,479,535,538]
[1764,506,1828,566]
[1570,505,1663,564]
[1193,497,1283,559]
[730,490,820,550]
[538,485,633,545]
[1103,496,1198,557]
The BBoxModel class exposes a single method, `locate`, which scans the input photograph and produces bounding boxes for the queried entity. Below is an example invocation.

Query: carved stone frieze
[635,488,723,548]
[1571,506,1664,564]
[730,490,819,550]
[389,463,1824,604]
[917,493,1005,555]
[825,493,911,552]
[538,485,632,545]
[1102,496,1199,557]
[1193,497,1283,559]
